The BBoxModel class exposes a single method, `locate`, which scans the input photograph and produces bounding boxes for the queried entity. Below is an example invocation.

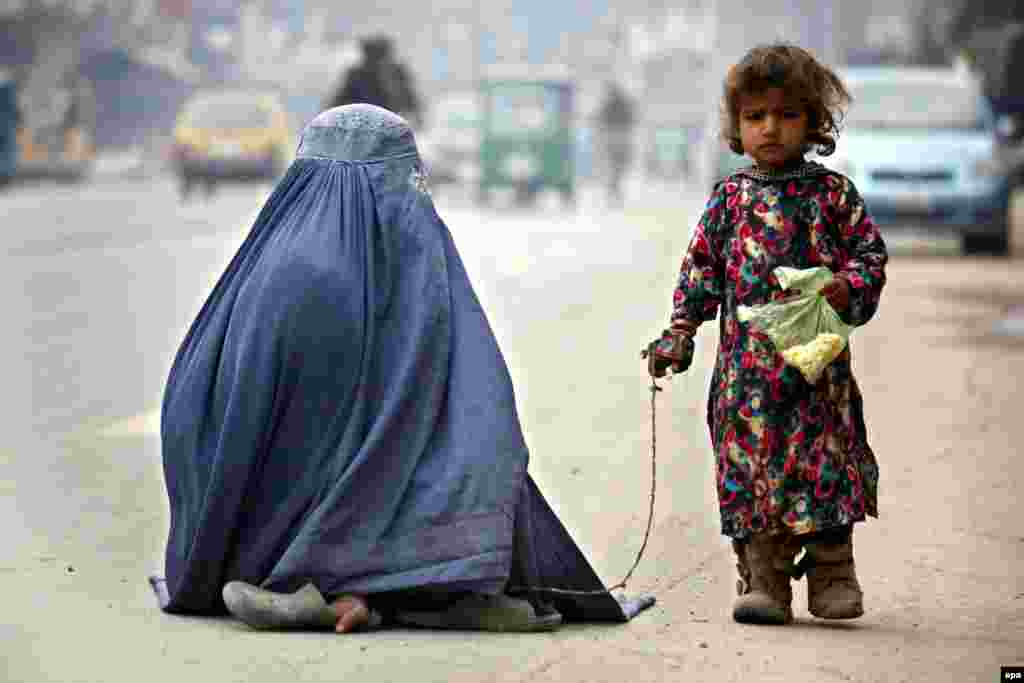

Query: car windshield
[847,80,986,131]
[187,94,273,129]
[489,84,560,136]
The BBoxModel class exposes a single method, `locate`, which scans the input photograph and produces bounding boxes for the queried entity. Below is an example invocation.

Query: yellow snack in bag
[781,333,845,384]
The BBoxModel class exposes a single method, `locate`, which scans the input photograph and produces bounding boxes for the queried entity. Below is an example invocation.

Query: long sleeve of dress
[834,178,888,327]
[671,183,728,325]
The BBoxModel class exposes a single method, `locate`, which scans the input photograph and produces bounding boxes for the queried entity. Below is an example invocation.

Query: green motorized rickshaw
[477,66,575,206]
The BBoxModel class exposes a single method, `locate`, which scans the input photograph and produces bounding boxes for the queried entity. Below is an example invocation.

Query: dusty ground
[3,188,1023,682]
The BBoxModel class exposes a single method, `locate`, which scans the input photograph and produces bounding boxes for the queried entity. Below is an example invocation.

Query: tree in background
[946,0,1024,49]
[942,0,1024,102]
[908,0,957,66]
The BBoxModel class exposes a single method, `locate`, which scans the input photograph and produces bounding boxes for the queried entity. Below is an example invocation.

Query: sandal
[393,593,562,633]
[222,581,383,632]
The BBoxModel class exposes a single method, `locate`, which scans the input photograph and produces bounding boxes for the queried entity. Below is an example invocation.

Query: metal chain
[507,376,661,597]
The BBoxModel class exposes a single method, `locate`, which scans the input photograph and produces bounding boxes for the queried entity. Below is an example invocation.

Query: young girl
[654,44,887,624]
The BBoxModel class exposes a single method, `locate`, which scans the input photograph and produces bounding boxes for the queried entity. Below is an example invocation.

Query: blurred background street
[3,1,1024,681]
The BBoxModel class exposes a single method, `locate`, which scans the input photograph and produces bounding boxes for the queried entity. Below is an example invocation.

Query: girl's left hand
[819,277,850,312]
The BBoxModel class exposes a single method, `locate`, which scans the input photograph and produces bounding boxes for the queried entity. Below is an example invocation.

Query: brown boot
[801,530,864,619]
[732,533,800,625]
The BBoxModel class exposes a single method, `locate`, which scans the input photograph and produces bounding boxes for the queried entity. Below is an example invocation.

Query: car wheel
[514,185,536,207]
[962,230,1009,256]
[560,185,575,208]
[1009,168,1024,192]
[270,149,286,178]
[179,174,194,201]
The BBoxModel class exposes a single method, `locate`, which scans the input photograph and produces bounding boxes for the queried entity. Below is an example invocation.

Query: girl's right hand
[670,319,699,337]
[644,328,696,378]
[819,278,850,312]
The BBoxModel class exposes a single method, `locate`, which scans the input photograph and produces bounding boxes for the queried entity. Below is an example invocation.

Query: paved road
[2,176,1022,682]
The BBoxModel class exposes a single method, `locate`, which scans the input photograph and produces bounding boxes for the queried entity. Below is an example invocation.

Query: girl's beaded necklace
[739,159,830,181]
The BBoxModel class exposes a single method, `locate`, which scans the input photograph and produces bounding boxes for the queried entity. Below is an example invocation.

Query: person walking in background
[325,35,424,129]
[597,81,635,206]
[646,43,887,625]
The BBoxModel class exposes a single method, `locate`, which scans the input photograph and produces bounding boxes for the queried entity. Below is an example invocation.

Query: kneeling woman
[150,104,652,633]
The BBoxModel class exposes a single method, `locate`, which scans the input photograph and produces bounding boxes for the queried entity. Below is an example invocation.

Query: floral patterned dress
[672,161,887,540]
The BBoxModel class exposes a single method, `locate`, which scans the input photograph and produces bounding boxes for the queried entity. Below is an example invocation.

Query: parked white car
[832,67,1010,255]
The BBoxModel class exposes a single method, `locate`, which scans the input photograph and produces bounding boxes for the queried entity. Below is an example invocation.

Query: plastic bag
[736,267,854,384]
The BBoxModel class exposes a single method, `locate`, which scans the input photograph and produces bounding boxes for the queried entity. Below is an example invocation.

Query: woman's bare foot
[330,595,371,633]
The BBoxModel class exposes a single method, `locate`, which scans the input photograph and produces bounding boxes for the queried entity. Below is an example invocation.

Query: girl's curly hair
[721,43,851,157]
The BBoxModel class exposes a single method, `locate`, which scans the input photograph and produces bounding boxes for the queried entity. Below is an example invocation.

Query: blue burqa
[152,104,652,623]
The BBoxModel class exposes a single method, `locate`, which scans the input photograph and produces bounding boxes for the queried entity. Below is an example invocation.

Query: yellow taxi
[173,89,292,196]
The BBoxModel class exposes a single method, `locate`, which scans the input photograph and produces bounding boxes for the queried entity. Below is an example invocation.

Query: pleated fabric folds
[154,105,646,622]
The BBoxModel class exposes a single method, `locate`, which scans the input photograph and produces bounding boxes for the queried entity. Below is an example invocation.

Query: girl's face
[738,87,808,170]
